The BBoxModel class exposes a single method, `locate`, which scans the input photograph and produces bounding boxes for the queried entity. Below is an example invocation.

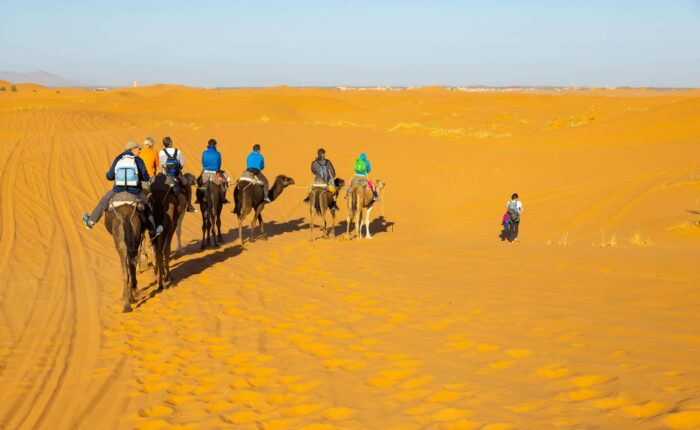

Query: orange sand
[0,85,699,429]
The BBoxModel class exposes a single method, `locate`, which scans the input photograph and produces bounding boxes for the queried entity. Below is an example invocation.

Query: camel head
[374,179,386,192]
[274,175,295,188]
[183,172,197,186]
[334,177,346,189]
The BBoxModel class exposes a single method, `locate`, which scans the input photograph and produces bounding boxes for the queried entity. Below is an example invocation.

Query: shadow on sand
[176,217,307,256]
[134,244,244,309]
[330,215,395,237]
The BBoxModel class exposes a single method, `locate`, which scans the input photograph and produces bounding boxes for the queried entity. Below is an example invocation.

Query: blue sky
[1,0,699,87]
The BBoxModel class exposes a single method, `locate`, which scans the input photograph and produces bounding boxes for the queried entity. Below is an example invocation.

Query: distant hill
[0,70,86,87]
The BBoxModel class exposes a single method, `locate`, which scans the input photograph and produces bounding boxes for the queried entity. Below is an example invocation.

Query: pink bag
[501,212,510,225]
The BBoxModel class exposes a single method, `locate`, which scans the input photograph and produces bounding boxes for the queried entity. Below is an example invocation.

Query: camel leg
[120,252,133,312]
[200,211,207,250]
[164,235,173,286]
[257,211,267,240]
[176,211,185,254]
[216,207,223,243]
[355,196,362,239]
[309,192,315,241]
[238,216,244,245]
[364,207,373,239]
[330,208,336,238]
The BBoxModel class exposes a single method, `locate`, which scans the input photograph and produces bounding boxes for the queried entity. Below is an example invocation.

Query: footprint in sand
[620,401,672,418]
[138,405,174,418]
[570,374,616,388]
[589,395,632,410]
[555,389,607,402]
[536,366,572,380]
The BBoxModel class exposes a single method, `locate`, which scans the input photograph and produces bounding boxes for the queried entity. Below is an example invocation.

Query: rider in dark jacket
[309,148,339,211]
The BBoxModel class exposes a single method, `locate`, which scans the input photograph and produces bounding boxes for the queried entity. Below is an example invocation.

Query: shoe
[264,197,272,203]
[81,213,95,230]
[154,225,163,237]
[187,206,197,213]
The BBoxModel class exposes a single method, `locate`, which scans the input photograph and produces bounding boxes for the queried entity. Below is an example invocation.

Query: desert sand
[0,84,699,430]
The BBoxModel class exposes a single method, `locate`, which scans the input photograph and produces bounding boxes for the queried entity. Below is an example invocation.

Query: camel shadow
[175,217,307,256]
[133,244,244,309]
[331,215,395,237]
[169,244,244,286]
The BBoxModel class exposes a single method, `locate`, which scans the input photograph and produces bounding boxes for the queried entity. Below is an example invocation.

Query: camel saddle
[109,192,144,211]
[237,170,263,186]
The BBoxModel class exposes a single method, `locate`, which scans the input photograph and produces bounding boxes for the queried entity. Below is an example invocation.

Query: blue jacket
[202,147,222,171]
[246,151,265,171]
[107,150,149,194]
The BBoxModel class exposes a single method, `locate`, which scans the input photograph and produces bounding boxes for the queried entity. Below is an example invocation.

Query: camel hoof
[123,306,132,313]
[261,236,268,241]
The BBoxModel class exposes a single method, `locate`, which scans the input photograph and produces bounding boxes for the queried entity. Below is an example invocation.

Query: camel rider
[346,152,378,201]
[81,141,162,237]
[506,193,523,242]
[245,144,271,203]
[159,136,196,212]
[140,137,159,178]
[200,138,230,203]
[310,148,340,211]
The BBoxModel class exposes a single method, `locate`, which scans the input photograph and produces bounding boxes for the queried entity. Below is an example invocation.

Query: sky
[1,0,699,87]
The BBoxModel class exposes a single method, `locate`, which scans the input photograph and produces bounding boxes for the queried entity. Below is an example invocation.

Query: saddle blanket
[109,192,143,210]
[237,171,263,186]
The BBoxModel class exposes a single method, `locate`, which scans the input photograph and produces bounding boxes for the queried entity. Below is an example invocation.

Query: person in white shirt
[159,136,195,212]
[506,193,523,241]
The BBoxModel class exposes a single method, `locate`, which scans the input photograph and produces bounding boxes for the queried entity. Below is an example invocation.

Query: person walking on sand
[506,193,523,242]
[81,140,162,237]
[159,136,196,212]
[244,144,271,203]
[139,137,159,178]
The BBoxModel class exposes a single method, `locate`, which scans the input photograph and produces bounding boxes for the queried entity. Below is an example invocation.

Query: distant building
[133,81,139,88]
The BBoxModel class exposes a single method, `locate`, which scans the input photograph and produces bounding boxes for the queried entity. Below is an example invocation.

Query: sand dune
[0,86,699,429]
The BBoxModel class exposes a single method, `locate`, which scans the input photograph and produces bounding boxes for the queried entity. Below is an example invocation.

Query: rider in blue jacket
[244,144,270,203]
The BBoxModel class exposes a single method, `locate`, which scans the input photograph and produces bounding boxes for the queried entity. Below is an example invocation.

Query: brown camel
[346,179,386,239]
[309,177,345,240]
[149,173,192,289]
[196,176,225,249]
[233,174,295,244]
[104,194,145,312]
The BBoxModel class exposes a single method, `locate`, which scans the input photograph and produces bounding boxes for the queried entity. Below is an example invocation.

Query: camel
[149,174,191,289]
[104,193,145,312]
[233,174,295,244]
[346,179,386,239]
[196,175,225,249]
[308,177,345,240]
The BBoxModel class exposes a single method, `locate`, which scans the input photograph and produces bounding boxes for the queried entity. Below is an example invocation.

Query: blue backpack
[164,148,181,176]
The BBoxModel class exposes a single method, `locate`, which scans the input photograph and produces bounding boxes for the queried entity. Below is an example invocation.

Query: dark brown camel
[309,177,345,240]
[149,173,192,289]
[104,195,145,312]
[196,178,225,249]
[346,179,386,239]
[233,174,295,244]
